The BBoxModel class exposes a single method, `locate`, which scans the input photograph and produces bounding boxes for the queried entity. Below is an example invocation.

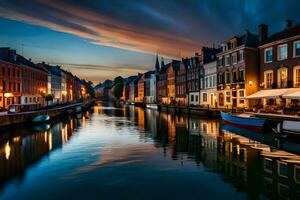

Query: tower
[155,54,160,73]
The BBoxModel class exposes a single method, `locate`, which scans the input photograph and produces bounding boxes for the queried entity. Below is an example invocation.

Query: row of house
[0,48,89,110]
[96,20,300,111]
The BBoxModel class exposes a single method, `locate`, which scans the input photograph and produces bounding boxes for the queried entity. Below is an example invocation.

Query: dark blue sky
[0,0,300,83]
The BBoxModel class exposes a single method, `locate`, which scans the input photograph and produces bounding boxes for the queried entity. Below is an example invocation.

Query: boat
[277,120,300,138]
[31,114,50,124]
[145,104,158,110]
[220,112,266,132]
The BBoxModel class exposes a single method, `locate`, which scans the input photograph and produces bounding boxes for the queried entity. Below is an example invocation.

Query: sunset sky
[0,0,300,84]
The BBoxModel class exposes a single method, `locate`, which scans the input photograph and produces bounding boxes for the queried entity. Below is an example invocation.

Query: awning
[246,88,300,99]
[282,89,300,99]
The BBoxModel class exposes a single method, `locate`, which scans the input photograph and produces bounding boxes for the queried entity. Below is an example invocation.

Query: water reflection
[0,115,85,191]
[0,103,299,200]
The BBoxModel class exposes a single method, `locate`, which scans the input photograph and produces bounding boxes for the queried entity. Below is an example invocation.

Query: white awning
[246,88,300,99]
[282,89,300,99]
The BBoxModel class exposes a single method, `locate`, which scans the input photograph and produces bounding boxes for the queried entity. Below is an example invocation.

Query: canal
[0,102,299,200]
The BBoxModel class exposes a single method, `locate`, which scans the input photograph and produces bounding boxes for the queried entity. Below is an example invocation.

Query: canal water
[0,102,299,200]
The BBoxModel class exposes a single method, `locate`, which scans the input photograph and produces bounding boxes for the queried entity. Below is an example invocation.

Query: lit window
[294,41,300,57]
[277,68,288,88]
[264,48,273,63]
[264,70,273,88]
[226,91,231,103]
[278,44,288,60]
[294,66,300,87]
[239,90,245,97]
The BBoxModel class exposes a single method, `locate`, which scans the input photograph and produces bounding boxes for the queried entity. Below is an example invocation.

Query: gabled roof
[144,70,155,78]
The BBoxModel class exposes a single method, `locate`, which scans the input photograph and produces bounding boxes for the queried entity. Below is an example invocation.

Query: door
[210,94,214,107]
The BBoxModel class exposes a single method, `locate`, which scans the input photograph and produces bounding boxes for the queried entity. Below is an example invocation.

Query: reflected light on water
[4,142,10,160]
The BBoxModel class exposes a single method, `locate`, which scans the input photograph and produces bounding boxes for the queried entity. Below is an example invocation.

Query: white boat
[145,104,158,110]
[278,120,300,138]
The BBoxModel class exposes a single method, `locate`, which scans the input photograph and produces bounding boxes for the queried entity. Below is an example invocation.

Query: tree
[112,76,124,100]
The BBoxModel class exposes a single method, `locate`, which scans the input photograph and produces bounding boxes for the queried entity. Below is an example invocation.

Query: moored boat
[220,112,266,132]
[277,120,300,138]
[31,114,50,124]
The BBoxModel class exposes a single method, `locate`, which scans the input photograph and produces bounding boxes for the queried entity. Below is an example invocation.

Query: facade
[18,55,48,106]
[187,53,201,106]
[38,63,62,104]
[156,63,168,104]
[63,70,75,103]
[135,73,145,103]
[0,48,21,109]
[144,71,156,104]
[95,79,114,101]
[175,61,187,106]
[217,30,259,110]
[166,60,180,105]
[200,60,218,108]
[252,21,300,108]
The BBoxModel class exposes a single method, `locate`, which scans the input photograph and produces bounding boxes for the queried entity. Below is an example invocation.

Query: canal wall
[0,102,89,127]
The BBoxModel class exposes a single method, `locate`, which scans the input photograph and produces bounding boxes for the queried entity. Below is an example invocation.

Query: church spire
[155,53,160,73]
[161,57,165,69]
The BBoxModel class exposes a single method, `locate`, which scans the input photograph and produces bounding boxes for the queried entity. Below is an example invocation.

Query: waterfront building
[200,48,220,108]
[247,21,300,110]
[128,77,138,104]
[187,53,201,106]
[156,59,168,104]
[17,55,48,106]
[0,48,21,109]
[123,76,137,103]
[95,79,113,101]
[135,73,145,103]
[60,70,67,102]
[38,63,62,104]
[166,60,180,105]
[200,60,218,108]
[217,30,259,110]
[175,61,187,106]
[144,71,156,104]
[63,70,75,103]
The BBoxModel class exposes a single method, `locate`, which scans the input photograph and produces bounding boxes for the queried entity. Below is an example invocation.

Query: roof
[144,71,155,78]
[223,32,259,48]
[246,88,300,99]
[16,54,48,73]
[261,23,300,45]
[38,63,62,77]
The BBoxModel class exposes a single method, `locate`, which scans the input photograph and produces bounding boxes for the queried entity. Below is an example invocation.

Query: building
[156,58,168,104]
[123,76,137,103]
[187,53,201,106]
[135,73,145,103]
[94,79,113,101]
[200,60,218,108]
[38,63,62,104]
[0,48,21,109]
[200,47,220,108]
[144,71,156,104]
[217,30,259,110]
[63,70,75,103]
[247,21,300,109]
[175,61,187,106]
[166,60,180,105]
[17,55,48,106]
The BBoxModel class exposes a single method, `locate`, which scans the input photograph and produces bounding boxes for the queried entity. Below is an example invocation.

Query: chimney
[286,19,293,29]
[245,29,250,36]
[258,24,268,43]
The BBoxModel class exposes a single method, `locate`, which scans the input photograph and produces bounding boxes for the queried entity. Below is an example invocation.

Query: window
[202,93,207,102]
[219,93,224,106]
[191,95,194,102]
[225,55,230,66]
[239,99,245,104]
[264,47,273,63]
[232,71,237,82]
[25,97,28,103]
[195,95,198,102]
[226,72,230,84]
[226,91,231,103]
[264,70,273,88]
[278,44,287,60]
[2,80,5,91]
[232,53,237,64]
[239,90,245,97]
[294,66,300,87]
[213,75,216,87]
[277,68,288,88]
[294,41,300,57]
[239,70,245,81]
[2,67,5,76]
[238,50,244,62]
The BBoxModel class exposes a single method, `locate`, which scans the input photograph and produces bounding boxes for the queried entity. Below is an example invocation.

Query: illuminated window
[202,93,207,102]
[294,66,300,87]
[226,91,231,103]
[277,68,288,88]
[264,47,273,63]
[264,70,273,88]
[278,44,288,60]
